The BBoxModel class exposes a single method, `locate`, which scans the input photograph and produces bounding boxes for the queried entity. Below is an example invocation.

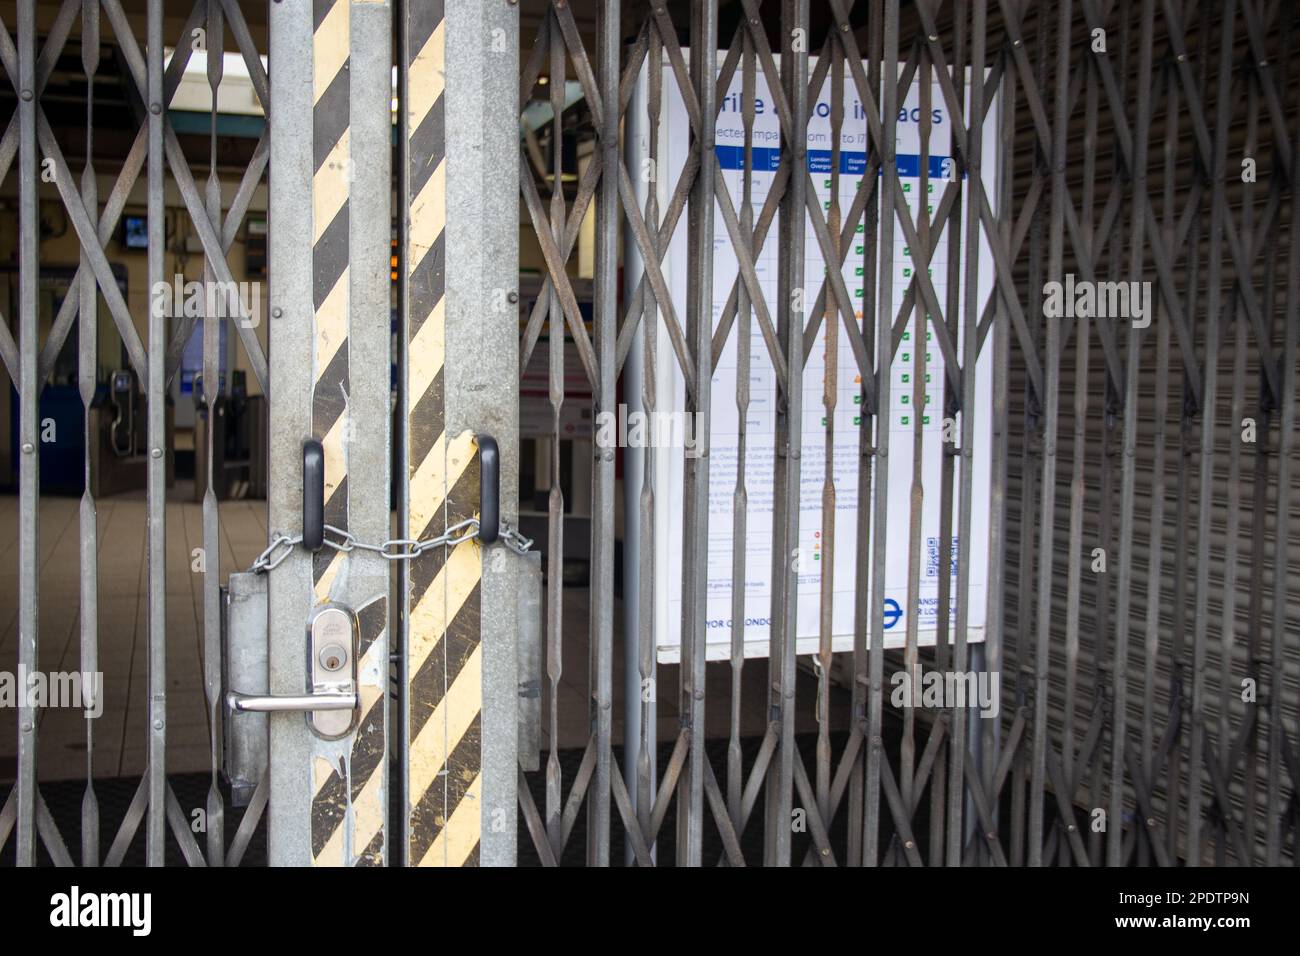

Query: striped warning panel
[311,0,350,601]
[404,0,483,868]
[306,0,387,868]
[349,596,388,865]
[310,595,387,866]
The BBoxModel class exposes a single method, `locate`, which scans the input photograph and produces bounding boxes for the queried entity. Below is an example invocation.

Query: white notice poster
[644,57,998,662]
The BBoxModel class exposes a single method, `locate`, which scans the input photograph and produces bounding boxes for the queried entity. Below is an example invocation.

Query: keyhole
[319,643,347,672]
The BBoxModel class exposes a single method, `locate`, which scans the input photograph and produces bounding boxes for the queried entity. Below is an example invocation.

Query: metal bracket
[222,571,268,807]
[478,434,501,544]
[478,432,534,554]
[517,551,542,772]
[226,602,360,739]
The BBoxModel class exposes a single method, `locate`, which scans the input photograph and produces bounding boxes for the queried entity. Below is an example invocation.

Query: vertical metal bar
[78,0,101,868]
[1188,0,1237,864]
[266,0,393,866]
[947,0,987,867]
[1028,0,1068,868]
[1220,300,1245,785]
[1139,48,1178,870]
[1009,26,1040,866]
[1109,0,1155,867]
[1245,12,1287,859]
[728,24,753,832]
[1060,216,1088,806]
[395,0,410,869]
[765,0,807,868]
[817,31,842,839]
[1165,1,1201,856]
[1063,0,1097,805]
[937,0,965,722]
[935,0,964,867]
[1167,219,1196,866]
[1168,0,1204,867]
[901,41,925,822]
[1265,62,1299,868]
[145,0,167,866]
[986,0,1012,860]
[544,4,565,861]
[679,0,716,868]
[1091,0,1119,870]
[623,18,662,864]
[266,0,314,866]
[587,0,620,867]
[863,0,897,868]
[339,0,393,866]
[14,0,39,869]
[441,0,520,865]
[850,0,885,867]
[202,0,226,867]
[1232,34,1260,863]
[402,0,453,862]
[1152,197,1178,847]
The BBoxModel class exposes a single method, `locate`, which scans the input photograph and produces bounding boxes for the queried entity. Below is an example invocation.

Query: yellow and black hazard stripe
[306,0,387,868]
[347,595,387,865]
[310,0,350,601]
[309,0,352,867]
[311,594,386,865]
[403,0,484,867]
[407,438,481,867]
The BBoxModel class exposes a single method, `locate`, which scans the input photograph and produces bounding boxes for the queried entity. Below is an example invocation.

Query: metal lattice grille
[516,0,1298,867]
[0,0,270,866]
[0,0,1295,868]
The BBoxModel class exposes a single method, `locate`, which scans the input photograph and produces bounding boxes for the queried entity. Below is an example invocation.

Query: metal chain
[248,532,302,573]
[499,525,535,555]
[247,517,532,574]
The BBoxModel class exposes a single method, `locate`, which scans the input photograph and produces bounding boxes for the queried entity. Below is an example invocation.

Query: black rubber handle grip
[303,438,325,552]
[478,434,500,545]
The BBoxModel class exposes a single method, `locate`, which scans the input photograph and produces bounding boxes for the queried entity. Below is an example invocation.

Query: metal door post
[400,0,520,866]
[267,0,393,866]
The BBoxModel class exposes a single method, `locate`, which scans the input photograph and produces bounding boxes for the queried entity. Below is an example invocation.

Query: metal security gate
[0,0,1295,869]
[0,0,519,867]
[0,0,284,866]
[514,0,1298,867]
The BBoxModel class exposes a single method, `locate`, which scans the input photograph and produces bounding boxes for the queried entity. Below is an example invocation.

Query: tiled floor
[0,486,267,782]
[1,487,843,785]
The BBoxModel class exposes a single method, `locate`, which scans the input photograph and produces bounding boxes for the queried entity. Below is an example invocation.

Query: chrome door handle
[224,603,360,739]
[226,690,357,713]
